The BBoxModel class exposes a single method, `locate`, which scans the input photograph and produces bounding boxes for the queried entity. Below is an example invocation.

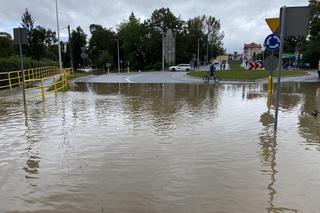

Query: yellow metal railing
[0,66,56,90]
[25,68,73,101]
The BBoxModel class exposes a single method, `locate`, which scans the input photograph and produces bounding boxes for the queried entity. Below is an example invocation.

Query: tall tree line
[70,8,225,70]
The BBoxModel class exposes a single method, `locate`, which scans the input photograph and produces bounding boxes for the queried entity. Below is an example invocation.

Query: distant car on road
[169,64,191,72]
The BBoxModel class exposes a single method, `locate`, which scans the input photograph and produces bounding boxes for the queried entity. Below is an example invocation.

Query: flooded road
[0,82,320,213]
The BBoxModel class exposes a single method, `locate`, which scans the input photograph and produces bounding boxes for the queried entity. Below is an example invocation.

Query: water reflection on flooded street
[0,82,320,213]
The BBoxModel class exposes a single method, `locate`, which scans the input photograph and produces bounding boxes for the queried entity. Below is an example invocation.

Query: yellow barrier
[24,68,72,102]
[0,66,56,91]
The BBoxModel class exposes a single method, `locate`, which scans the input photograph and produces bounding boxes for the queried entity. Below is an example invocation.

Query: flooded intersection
[0,82,320,213]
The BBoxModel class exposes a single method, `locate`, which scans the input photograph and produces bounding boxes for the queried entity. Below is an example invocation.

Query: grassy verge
[47,71,91,92]
[187,69,306,81]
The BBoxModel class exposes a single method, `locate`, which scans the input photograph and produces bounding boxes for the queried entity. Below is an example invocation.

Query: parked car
[169,64,191,72]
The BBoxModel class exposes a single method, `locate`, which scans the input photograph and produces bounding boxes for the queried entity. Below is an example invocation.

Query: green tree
[118,13,145,69]
[88,24,115,68]
[301,0,320,67]
[0,32,14,57]
[143,8,183,68]
[70,26,87,68]
[21,9,58,60]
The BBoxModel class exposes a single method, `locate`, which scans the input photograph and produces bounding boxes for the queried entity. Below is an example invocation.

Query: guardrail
[25,68,73,101]
[0,66,56,90]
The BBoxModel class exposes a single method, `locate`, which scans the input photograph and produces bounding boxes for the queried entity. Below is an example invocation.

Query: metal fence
[0,66,73,102]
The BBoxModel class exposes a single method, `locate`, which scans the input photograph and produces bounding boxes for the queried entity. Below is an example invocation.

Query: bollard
[8,72,12,90]
[65,72,68,90]
[17,71,21,87]
[267,91,272,109]
[267,75,273,94]
[127,67,130,73]
[41,79,45,102]
[54,77,57,96]
[62,73,65,92]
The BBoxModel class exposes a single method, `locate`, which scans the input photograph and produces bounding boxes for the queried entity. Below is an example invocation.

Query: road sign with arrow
[264,33,281,51]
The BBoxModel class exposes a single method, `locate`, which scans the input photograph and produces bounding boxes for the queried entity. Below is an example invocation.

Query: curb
[185,71,311,84]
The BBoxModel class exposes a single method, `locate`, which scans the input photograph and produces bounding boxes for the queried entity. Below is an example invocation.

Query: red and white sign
[248,62,263,70]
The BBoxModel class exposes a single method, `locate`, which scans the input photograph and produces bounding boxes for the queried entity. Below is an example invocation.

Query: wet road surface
[0,82,320,213]
[75,71,320,84]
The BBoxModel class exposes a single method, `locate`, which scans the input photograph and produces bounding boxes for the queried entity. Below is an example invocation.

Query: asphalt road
[74,71,320,84]
[75,71,204,84]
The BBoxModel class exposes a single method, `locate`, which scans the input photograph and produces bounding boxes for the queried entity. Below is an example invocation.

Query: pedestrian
[209,63,216,80]
[223,63,226,70]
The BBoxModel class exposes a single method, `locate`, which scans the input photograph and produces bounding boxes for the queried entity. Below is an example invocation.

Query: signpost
[265,18,280,33]
[273,6,310,131]
[13,28,28,120]
[264,55,279,72]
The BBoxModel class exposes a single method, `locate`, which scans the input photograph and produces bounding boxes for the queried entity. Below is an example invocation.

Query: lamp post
[55,0,62,72]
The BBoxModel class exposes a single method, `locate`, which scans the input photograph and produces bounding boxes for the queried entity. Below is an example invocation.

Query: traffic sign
[264,55,278,72]
[264,34,280,51]
[265,18,279,33]
[248,63,254,70]
[106,63,112,68]
[248,62,263,70]
[81,53,88,59]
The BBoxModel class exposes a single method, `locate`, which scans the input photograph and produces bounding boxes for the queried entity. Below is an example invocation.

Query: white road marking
[125,76,136,83]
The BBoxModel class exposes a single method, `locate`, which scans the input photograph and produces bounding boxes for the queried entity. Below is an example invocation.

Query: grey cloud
[0,0,309,52]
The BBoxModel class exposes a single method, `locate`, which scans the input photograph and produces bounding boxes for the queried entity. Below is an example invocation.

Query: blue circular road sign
[264,33,280,51]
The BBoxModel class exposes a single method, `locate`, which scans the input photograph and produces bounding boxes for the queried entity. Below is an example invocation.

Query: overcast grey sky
[0,0,308,52]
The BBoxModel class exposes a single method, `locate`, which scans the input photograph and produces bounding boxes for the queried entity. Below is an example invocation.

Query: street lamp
[55,0,62,72]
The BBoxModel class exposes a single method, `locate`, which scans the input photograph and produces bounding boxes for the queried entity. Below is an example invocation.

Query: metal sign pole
[274,6,286,131]
[18,28,27,117]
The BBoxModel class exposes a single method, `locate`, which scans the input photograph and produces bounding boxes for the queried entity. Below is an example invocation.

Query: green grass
[187,69,306,81]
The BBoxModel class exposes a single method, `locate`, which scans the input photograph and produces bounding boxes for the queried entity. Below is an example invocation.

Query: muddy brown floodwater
[0,82,320,213]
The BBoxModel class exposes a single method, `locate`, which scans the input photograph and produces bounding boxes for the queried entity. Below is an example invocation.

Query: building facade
[243,43,262,62]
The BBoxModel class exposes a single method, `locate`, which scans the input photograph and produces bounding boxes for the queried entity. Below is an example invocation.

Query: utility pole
[117,39,120,73]
[55,0,62,72]
[67,25,73,69]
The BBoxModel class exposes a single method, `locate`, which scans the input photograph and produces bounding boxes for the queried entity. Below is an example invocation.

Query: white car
[169,64,191,72]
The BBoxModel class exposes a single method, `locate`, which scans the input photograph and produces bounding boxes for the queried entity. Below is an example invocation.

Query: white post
[55,0,62,73]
